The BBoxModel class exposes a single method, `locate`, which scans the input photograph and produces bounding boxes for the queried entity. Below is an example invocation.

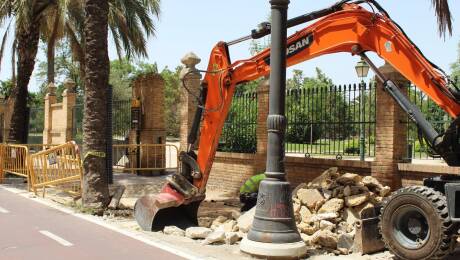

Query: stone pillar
[62,79,77,142]
[254,78,269,173]
[179,52,201,152]
[129,73,166,175]
[371,62,409,190]
[43,83,57,144]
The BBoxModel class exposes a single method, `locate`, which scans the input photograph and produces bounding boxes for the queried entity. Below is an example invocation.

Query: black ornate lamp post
[355,58,370,161]
[240,0,307,257]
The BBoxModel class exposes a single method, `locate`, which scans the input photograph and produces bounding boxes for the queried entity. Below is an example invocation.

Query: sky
[0,0,460,92]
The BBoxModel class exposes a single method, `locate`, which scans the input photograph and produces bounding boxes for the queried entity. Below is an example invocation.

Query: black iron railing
[28,106,45,144]
[285,83,376,158]
[406,84,450,160]
[218,91,258,153]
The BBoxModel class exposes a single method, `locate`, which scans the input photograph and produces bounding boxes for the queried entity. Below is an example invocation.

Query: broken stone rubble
[161,167,391,255]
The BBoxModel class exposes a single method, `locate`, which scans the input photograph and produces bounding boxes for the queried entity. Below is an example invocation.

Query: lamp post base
[240,238,307,258]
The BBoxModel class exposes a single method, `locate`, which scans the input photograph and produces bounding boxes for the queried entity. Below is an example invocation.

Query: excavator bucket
[353,206,385,254]
[134,184,203,231]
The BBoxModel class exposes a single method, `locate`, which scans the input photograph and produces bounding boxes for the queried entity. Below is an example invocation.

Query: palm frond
[0,19,12,72]
[431,0,453,37]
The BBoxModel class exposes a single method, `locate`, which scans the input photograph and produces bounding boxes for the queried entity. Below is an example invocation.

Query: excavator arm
[192,1,460,193]
[134,0,460,231]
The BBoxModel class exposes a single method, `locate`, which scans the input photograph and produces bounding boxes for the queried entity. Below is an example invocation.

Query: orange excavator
[135,0,460,258]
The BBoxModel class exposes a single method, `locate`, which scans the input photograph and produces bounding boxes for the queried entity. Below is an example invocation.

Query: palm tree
[43,0,160,85]
[82,0,111,209]
[0,1,55,143]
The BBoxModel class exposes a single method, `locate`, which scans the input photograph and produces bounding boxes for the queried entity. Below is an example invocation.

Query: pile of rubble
[162,167,391,253]
[292,167,391,254]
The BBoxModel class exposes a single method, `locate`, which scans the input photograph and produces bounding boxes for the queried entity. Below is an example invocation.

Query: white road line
[0,206,9,213]
[39,230,73,247]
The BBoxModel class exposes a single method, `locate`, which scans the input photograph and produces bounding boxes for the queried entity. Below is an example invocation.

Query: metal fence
[72,99,131,145]
[406,85,450,160]
[113,144,179,174]
[28,142,83,196]
[0,144,30,189]
[285,83,376,158]
[28,106,45,144]
[113,100,131,142]
[218,91,258,153]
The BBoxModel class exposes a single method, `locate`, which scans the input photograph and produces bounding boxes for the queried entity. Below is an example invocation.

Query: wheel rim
[392,205,430,250]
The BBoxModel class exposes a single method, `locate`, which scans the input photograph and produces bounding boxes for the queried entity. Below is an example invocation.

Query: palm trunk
[82,0,110,209]
[47,43,55,84]
[8,23,40,144]
[47,13,60,84]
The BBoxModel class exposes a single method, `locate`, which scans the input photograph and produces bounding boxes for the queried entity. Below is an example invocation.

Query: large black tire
[380,186,454,260]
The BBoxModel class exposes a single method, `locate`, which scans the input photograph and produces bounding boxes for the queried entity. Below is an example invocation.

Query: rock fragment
[318,198,344,214]
[163,226,185,236]
[297,188,325,209]
[344,193,369,207]
[202,231,225,245]
[237,207,255,233]
[185,227,212,239]
[311,230,338,249]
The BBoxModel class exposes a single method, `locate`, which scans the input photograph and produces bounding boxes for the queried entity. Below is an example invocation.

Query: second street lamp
[355,58,370,161]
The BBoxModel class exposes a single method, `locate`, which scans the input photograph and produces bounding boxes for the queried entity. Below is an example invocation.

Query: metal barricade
[28,142,83,196]
[26,144,59,154]
[112,144,179,174]
[0,144,30,189]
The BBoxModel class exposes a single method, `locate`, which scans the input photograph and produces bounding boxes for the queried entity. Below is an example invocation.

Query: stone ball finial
[64,78,76,92]
[47,82,57,95]
[181,52,201,69]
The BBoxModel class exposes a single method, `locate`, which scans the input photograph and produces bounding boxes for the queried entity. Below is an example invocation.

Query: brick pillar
[43,83,57,144]
[179,52,201,152]
[129,73,166,175]
[0,96,5,142]
[62,79,76,142]
[254,78,269,173]
[371,62,409,189]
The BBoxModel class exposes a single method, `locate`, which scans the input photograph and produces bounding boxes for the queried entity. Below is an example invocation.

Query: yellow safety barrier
[25,144,59,154]
[0,144,31,189]
[28,142,83,196]
[113,144,179,174]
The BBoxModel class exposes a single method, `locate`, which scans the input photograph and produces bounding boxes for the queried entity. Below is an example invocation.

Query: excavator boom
[135,0,460,233]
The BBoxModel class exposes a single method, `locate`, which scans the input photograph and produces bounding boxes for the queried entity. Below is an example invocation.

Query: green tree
[109,59,136,100]
[286,68,351,144]
[161,66,182,137]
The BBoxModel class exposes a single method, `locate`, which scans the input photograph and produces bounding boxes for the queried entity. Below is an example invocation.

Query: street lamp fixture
[355,58,370,161]
[355,58,370,78]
